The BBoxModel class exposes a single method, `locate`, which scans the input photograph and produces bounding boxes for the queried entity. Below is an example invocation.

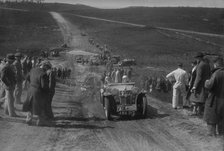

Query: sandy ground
[0,11,223,151]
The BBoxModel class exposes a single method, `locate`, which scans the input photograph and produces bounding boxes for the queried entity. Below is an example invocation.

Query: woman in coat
[191,52,211,115]
[23,61,51,126]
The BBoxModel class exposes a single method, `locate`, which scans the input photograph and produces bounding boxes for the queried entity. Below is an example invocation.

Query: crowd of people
[0,48,223,134]
[101,66,133,85]
[0,52,59,126]
[166,52,224,136]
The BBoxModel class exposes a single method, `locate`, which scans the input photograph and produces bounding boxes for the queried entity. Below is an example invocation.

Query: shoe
[26,119,32,125]
[11,113,19,117]
[189,113,197,116]
[183,106,190,109]
[36,119,54,127]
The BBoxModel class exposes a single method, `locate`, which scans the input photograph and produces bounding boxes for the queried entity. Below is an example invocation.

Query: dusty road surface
[0,11,223,151]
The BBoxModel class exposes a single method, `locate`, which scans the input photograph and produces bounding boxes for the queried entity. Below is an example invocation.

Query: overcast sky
[45,0,224,8]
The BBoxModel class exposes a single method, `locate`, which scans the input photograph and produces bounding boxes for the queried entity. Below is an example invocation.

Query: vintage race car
[100,82,147,120]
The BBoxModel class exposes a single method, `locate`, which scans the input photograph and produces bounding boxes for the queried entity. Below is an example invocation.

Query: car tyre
[142,97,147,118]
[104,97,112,120]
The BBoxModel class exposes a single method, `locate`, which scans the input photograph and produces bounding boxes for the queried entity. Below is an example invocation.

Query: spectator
[115,68,122,83]
[26,56,32,73]
[0,54,17,117]
[13,52,23,104]
[204,57,224,136]
[166,63,188,109]
[110,68,116,83]
[0,58,6,106]
[191,52,211,115]
[21,55,28,78]
[127,67,132,81]
[23,60,51,126]
[186,61,198,113]
[46,64,56,120]
[122,71,129,83]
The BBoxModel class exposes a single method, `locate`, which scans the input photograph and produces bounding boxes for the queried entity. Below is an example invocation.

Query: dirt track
[0,11,223,151]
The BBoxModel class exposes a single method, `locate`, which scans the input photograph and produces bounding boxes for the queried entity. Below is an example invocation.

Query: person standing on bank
[186,61,198,114]
[46,64,56,120]
[13,52,23,104]
[23,61,51,126]
[203,57,224,136]
[166,63,189,109]
[0,58,6,105]
[0,54,17,117]
[191,52,211,115]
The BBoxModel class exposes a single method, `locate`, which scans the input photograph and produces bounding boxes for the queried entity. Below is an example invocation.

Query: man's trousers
[14,82,23,104]
[172,85,187,108]
[4,88,16,117]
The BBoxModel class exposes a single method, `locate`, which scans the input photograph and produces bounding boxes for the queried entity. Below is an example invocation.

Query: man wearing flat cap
[191,52,211,115]
[13,52,23,104]
[203,57,224,136]
[0,54,17,117]
[23,60,51,126]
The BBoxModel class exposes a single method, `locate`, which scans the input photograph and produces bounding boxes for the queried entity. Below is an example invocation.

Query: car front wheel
[104,97,112,120]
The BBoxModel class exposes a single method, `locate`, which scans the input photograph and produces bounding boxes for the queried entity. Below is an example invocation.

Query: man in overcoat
[23,60,51,126]
[45,65,56,120]
[191,52,211,115]
[13,52,23,104]
[0,58,6,105]
[204,57,224,136]
[1,54,17,117]
[186,61,198,113]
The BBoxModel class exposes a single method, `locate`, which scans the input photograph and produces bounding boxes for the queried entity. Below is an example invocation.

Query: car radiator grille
[120,96,132,105]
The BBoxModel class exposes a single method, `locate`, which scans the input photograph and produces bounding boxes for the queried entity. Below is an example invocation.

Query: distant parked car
[90,54,104,65]
[118,59,136,66]
[75,55,84,63]
[111,55,121,64]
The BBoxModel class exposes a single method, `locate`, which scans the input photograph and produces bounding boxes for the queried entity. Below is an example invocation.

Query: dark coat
[45,70,56,119]
[193,60,210,103]
[186,67,197,100]
[23,67,49,116]
[0,63,16,90]
[204,67,224,124]
[13,60,23,83]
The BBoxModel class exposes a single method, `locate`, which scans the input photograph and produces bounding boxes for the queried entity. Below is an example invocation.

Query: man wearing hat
[191,52,211,115]
[0,57,6,107]
[0,54,17,117]
[23,60,51,126]
[13,52,23,104]
[115,68,122,83]
[46,62,56,120]
[166,63,189,109]
[203,57,224,136]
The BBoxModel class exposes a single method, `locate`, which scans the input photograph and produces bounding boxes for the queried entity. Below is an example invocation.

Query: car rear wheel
[104,97,112,120]
[142,97,147,118]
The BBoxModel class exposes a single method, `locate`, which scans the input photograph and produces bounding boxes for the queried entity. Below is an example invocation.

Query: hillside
[0,9,63,56]
[2,3,224,34]
[0,3,223,70]
[58,5,224,34]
